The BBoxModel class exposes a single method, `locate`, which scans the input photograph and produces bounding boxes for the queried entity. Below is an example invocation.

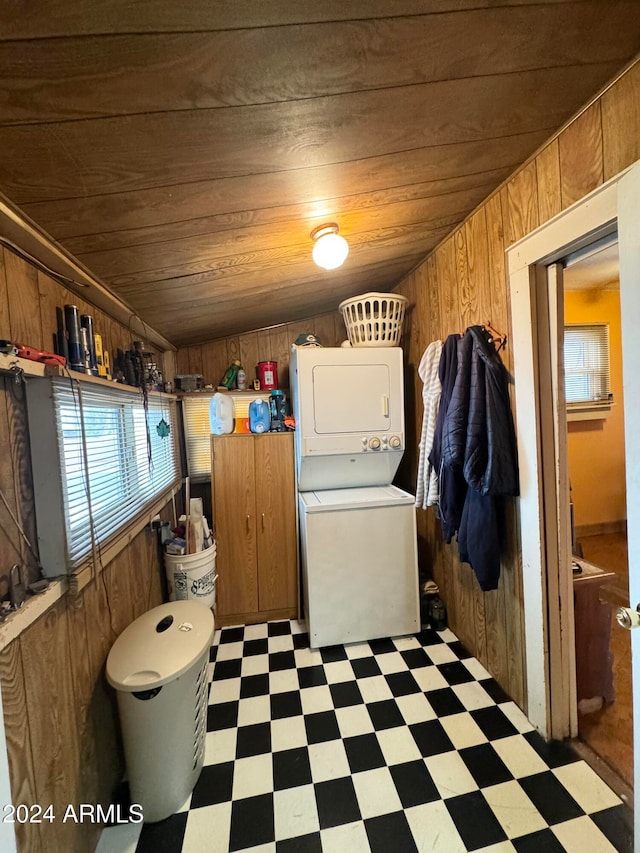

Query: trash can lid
[106,601,215,692]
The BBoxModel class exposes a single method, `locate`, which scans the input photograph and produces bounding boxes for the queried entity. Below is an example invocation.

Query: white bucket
[164,543,217,609]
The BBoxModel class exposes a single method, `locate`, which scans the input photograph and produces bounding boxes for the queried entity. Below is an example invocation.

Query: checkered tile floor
[98,620,630,853]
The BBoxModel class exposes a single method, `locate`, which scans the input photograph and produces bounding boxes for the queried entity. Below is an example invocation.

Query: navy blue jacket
[439,326,518,590]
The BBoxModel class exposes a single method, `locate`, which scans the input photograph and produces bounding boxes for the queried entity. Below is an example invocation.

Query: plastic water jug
[209,393,234,435]
[249,398,271,433]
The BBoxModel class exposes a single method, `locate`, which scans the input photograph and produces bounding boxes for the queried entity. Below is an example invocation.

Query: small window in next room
[564,323,612,420]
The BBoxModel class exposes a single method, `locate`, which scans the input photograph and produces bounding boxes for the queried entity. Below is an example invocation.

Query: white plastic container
[209,392,234,435]
[106,601,214,823]
[164,544,217,609]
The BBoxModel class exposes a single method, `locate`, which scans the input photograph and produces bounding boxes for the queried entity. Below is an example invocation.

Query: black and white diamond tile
[98,620,629,853]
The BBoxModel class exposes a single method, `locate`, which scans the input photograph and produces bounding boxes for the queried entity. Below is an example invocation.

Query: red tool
[14,343,66,367]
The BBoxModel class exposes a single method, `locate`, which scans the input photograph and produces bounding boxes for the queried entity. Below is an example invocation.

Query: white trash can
[106,600,215,823]
[164,543,217,609]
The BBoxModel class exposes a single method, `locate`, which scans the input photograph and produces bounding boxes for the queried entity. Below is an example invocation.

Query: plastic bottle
[236,367,247,390]
[220,359,241,389]
[209,393,234,435]
[249,398,271,433]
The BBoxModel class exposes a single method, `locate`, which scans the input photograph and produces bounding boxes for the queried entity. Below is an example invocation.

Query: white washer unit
[291,346,420,648]
[298,486,420,648]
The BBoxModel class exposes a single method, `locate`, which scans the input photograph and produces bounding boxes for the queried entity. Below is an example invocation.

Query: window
[28,377,181,574]
[181,392,215,481]
[181,390,268,481]
[564,323,611,417]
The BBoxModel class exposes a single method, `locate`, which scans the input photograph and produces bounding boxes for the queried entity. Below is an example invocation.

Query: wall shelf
[0,350,50,378]
[43,364,177,399]
[0,352,176,401]
[0,579,68,653]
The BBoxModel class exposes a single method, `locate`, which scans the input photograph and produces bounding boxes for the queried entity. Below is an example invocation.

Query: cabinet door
[255,433,297,612]
[212,436,258,616]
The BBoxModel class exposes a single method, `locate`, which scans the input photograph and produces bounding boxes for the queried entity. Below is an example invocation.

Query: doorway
[560,240,632,792]
[507,162,640,846]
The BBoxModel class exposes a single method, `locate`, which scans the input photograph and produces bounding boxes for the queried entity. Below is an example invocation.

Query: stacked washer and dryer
[290,345,420,648]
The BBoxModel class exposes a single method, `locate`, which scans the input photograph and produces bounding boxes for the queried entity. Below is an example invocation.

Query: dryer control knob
[389,435,402,449]
[369,437,381,451]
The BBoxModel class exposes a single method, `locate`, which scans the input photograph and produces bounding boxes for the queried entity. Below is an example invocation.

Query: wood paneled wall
[174,310,347,390]
[0,526,166,853]
[0,246,167,386]
[0,249,172,852]
[394,59,640,710]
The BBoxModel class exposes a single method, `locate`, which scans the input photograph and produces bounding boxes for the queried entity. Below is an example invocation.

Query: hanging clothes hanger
[459,322,507,351]
[481,321,507,352]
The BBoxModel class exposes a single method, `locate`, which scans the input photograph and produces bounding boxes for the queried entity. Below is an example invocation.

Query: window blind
[181,391,269,481]
[564,323,611,408]
[181,393,215,481]
[51,377,180,568]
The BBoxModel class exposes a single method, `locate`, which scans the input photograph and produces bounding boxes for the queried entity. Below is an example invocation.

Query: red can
[257,360,278,390]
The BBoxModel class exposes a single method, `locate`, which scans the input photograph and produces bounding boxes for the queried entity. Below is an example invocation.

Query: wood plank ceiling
[0,1,639,348]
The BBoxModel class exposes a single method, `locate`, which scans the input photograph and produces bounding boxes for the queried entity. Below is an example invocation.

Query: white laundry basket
[106,601,215,823]
[339,292,408,347]
[164,543,217,609]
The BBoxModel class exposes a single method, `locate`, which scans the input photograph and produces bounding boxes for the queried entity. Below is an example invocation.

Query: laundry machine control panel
[361,435,402,451]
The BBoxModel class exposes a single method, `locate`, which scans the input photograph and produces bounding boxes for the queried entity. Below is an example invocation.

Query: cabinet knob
[262,512,265,531]
[246,514,250,533]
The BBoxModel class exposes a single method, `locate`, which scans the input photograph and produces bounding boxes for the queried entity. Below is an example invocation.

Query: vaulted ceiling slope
[1,1,639,347]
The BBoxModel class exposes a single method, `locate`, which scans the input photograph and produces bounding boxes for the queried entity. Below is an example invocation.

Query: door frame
[506,169,627,739]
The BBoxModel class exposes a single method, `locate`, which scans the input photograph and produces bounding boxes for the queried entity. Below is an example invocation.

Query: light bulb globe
[311,227,349,270]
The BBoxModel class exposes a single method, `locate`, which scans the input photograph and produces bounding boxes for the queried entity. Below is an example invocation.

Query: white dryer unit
[298,485,420,648]
[290,346,405,491]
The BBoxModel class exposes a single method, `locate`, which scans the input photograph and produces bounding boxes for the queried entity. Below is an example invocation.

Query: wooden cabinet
[573,559,616,709]
[211,433,298,626]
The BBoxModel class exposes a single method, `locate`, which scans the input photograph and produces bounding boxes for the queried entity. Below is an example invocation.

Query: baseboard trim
[216,607,298,628]
[575,520,626,538]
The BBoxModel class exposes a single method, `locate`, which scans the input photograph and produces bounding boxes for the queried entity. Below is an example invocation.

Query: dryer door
[311,363,392,434]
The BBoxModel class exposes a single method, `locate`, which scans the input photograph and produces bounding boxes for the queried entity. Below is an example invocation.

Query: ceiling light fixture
[311,223,349,270]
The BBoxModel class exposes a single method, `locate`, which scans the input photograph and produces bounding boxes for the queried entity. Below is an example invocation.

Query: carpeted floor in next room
[97,620,630,853]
